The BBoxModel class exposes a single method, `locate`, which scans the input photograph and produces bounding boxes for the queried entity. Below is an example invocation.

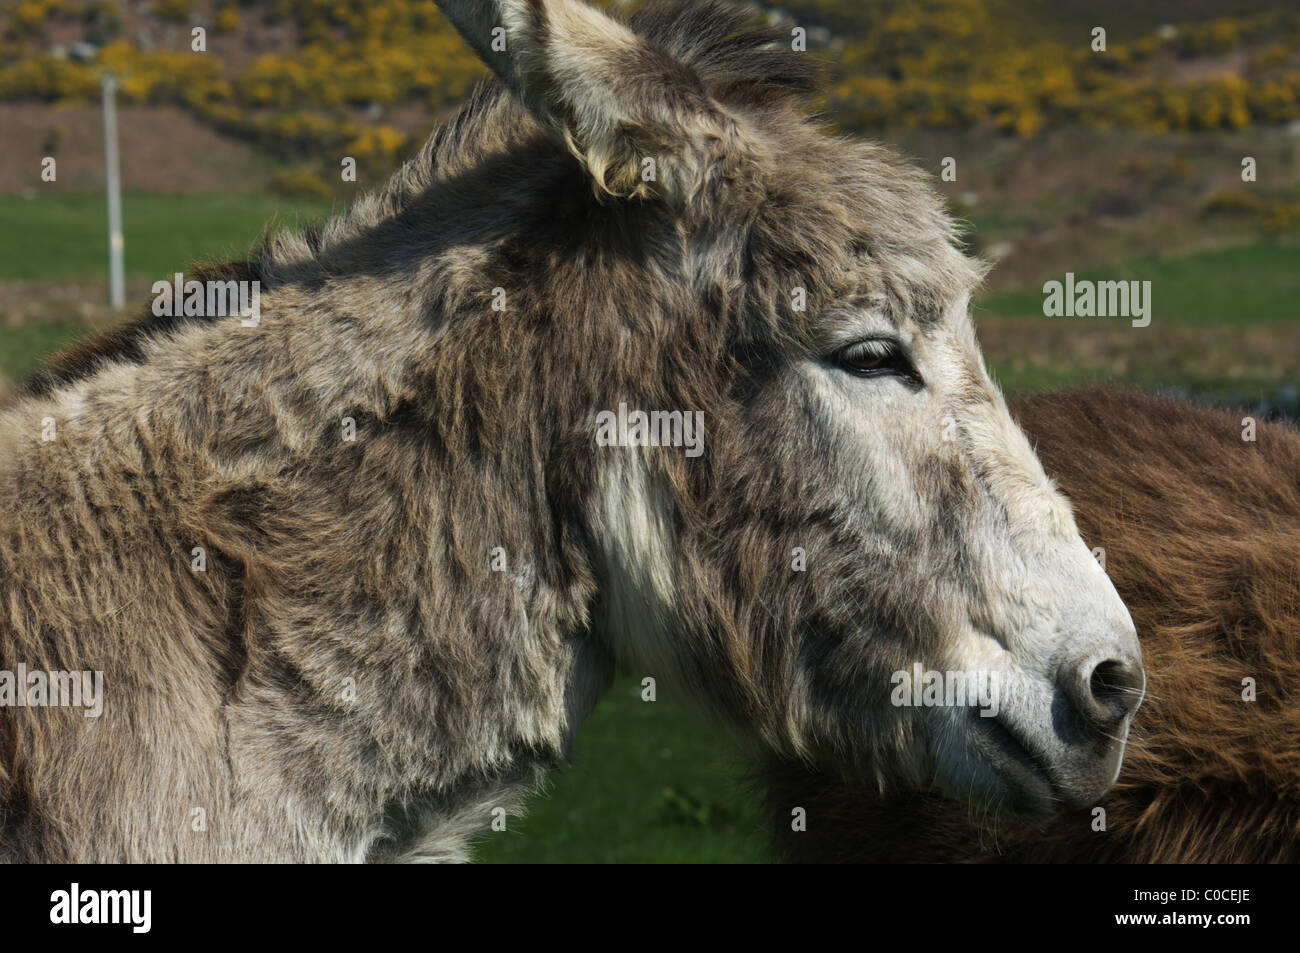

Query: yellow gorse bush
[1,0,1298,174]
[802,0,1300,134]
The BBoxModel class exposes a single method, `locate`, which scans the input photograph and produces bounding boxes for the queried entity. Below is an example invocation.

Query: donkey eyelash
[833,339,922,386]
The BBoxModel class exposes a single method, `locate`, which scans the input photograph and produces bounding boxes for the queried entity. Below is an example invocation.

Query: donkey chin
[923,545,1146,817]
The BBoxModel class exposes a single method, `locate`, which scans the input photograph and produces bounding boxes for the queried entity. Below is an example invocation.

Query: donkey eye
[833,340,920,384]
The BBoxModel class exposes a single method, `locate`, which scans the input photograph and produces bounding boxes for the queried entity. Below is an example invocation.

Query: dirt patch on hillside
[0,103,270,194]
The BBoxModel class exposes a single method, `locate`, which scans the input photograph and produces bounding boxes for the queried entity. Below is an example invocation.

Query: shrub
[270,165,334,201]
[1201,188,1266,216]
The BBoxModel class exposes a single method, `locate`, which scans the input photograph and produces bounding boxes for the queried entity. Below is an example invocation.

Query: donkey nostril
[1061,656,1144,731]
[1085,658,1144,722]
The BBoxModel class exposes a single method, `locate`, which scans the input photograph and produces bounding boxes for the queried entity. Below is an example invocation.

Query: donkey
[763,388,1300,863]
[0,0,1143,862]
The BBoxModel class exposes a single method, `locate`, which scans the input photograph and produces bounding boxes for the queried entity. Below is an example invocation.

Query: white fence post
[101,71,125,310]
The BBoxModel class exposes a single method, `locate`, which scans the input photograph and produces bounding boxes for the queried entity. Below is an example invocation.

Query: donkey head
[434,0,1143,815]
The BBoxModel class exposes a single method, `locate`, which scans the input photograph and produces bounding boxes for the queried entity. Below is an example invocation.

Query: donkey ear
[436,0,739,206]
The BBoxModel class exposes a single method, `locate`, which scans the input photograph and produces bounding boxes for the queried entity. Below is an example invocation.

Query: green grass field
[472,676,768,864]
[977,243,1300,325]
[0,192,336,282]
[0,190,1295,862]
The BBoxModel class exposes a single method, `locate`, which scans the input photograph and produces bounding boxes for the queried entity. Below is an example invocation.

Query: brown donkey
[1,1,1143,862]
[764,388,1300,863]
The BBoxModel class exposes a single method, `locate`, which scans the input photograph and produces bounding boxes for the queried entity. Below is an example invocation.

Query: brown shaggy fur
[764,388,1300,863]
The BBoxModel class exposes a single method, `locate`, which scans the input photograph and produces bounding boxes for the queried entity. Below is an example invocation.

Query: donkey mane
[19,259,266,400]
[763,387,1300,863]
